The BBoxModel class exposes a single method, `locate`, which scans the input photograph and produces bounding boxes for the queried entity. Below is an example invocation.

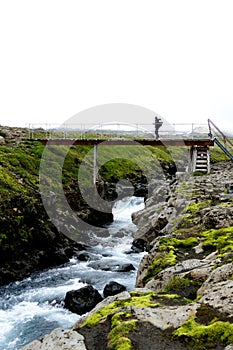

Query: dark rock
[88,261,116,271]
[103,281,126,298]
[131,238,146,253]
[88,260,135,272]
[64,285,103,315]
[76,252,92,262]
[117,263,135,272]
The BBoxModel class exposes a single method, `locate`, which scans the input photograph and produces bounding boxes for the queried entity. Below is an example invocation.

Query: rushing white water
[0,196,145,350]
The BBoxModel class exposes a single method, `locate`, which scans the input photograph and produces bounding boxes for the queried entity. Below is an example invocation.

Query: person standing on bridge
[154,116,163,140]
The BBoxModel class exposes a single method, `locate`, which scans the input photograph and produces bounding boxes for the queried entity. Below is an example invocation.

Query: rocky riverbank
[21,160,233,350]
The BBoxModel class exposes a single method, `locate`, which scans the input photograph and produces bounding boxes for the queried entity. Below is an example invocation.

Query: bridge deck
[33,139,214,146]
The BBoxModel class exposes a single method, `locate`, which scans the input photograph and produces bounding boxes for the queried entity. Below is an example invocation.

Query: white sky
[0,0,233,131]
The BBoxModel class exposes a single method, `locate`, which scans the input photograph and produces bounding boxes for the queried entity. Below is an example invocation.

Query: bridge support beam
[93,144,98,184]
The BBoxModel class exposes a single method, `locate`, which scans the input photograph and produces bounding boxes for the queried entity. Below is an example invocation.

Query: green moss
[108,336,133,350]
[164,277,202,301]
[173,316,233,349]
[201,226,233,262]
[184,201,211,215]
[159,236,198,250]
[164,277,193,292]
[142,250,177,285]
[193,171,207,176]
[107,312,137,350]
[219,201,233,207]
[178,214,194,228]
[142,235,199,285]
[81,292,160,328]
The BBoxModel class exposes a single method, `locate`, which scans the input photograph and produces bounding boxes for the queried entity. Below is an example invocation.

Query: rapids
[0,196,145,350]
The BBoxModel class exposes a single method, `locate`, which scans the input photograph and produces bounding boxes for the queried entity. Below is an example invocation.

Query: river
[0,196,145,350]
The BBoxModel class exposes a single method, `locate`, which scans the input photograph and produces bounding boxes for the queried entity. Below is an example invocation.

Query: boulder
[201,206,233,229]
[0,136,5,144]
[74,291,131,329]
[88,260,135,272]
[131,238,146,253]
[197,262,233,317]
[145,258,216,292]
[103,281,126,298]
[225,345,233,350]
[20,328,87,350]
[76,251,93,261]
[64,285,103,315]
[117,263,135,272]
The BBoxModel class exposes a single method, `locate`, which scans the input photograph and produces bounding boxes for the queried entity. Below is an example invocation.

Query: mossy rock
[173,316,233,349]
[164,276,202,301]
[142,236,199,285]
[80,292,160,328]
[201,226,233,263]
[107,312,138,350]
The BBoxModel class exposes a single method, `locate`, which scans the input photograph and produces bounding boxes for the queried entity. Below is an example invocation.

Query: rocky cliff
[21,160,233,350]
[0,127,114,285]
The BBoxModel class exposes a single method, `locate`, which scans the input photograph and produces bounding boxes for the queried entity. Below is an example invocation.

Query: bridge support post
[93,144,98,184]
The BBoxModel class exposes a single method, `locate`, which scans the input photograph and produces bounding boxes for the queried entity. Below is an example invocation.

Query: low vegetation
[173,316,233,349]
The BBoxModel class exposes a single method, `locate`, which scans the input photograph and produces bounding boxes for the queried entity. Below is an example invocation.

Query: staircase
[191,146,210,173]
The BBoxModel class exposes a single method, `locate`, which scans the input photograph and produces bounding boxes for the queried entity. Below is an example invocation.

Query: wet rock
[88,260,135,272]
[103,281,126,298]
[64,285,103,315]
[131,238,146,253]
[76,251,93,261]
[74,291,132,328]
[118,263,135,272]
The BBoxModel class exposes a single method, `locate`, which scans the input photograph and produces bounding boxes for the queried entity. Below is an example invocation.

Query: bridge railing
[27,123,210,140]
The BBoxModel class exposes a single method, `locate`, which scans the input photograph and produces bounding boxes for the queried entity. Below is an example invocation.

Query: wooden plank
[33,139,215,147]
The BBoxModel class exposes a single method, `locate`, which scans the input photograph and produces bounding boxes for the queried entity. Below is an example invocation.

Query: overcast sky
[0,0,233,132]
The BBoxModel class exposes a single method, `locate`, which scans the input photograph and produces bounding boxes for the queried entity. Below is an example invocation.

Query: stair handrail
[208,118,233,148]
[208,118,233,160]
[213,137,233,161]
